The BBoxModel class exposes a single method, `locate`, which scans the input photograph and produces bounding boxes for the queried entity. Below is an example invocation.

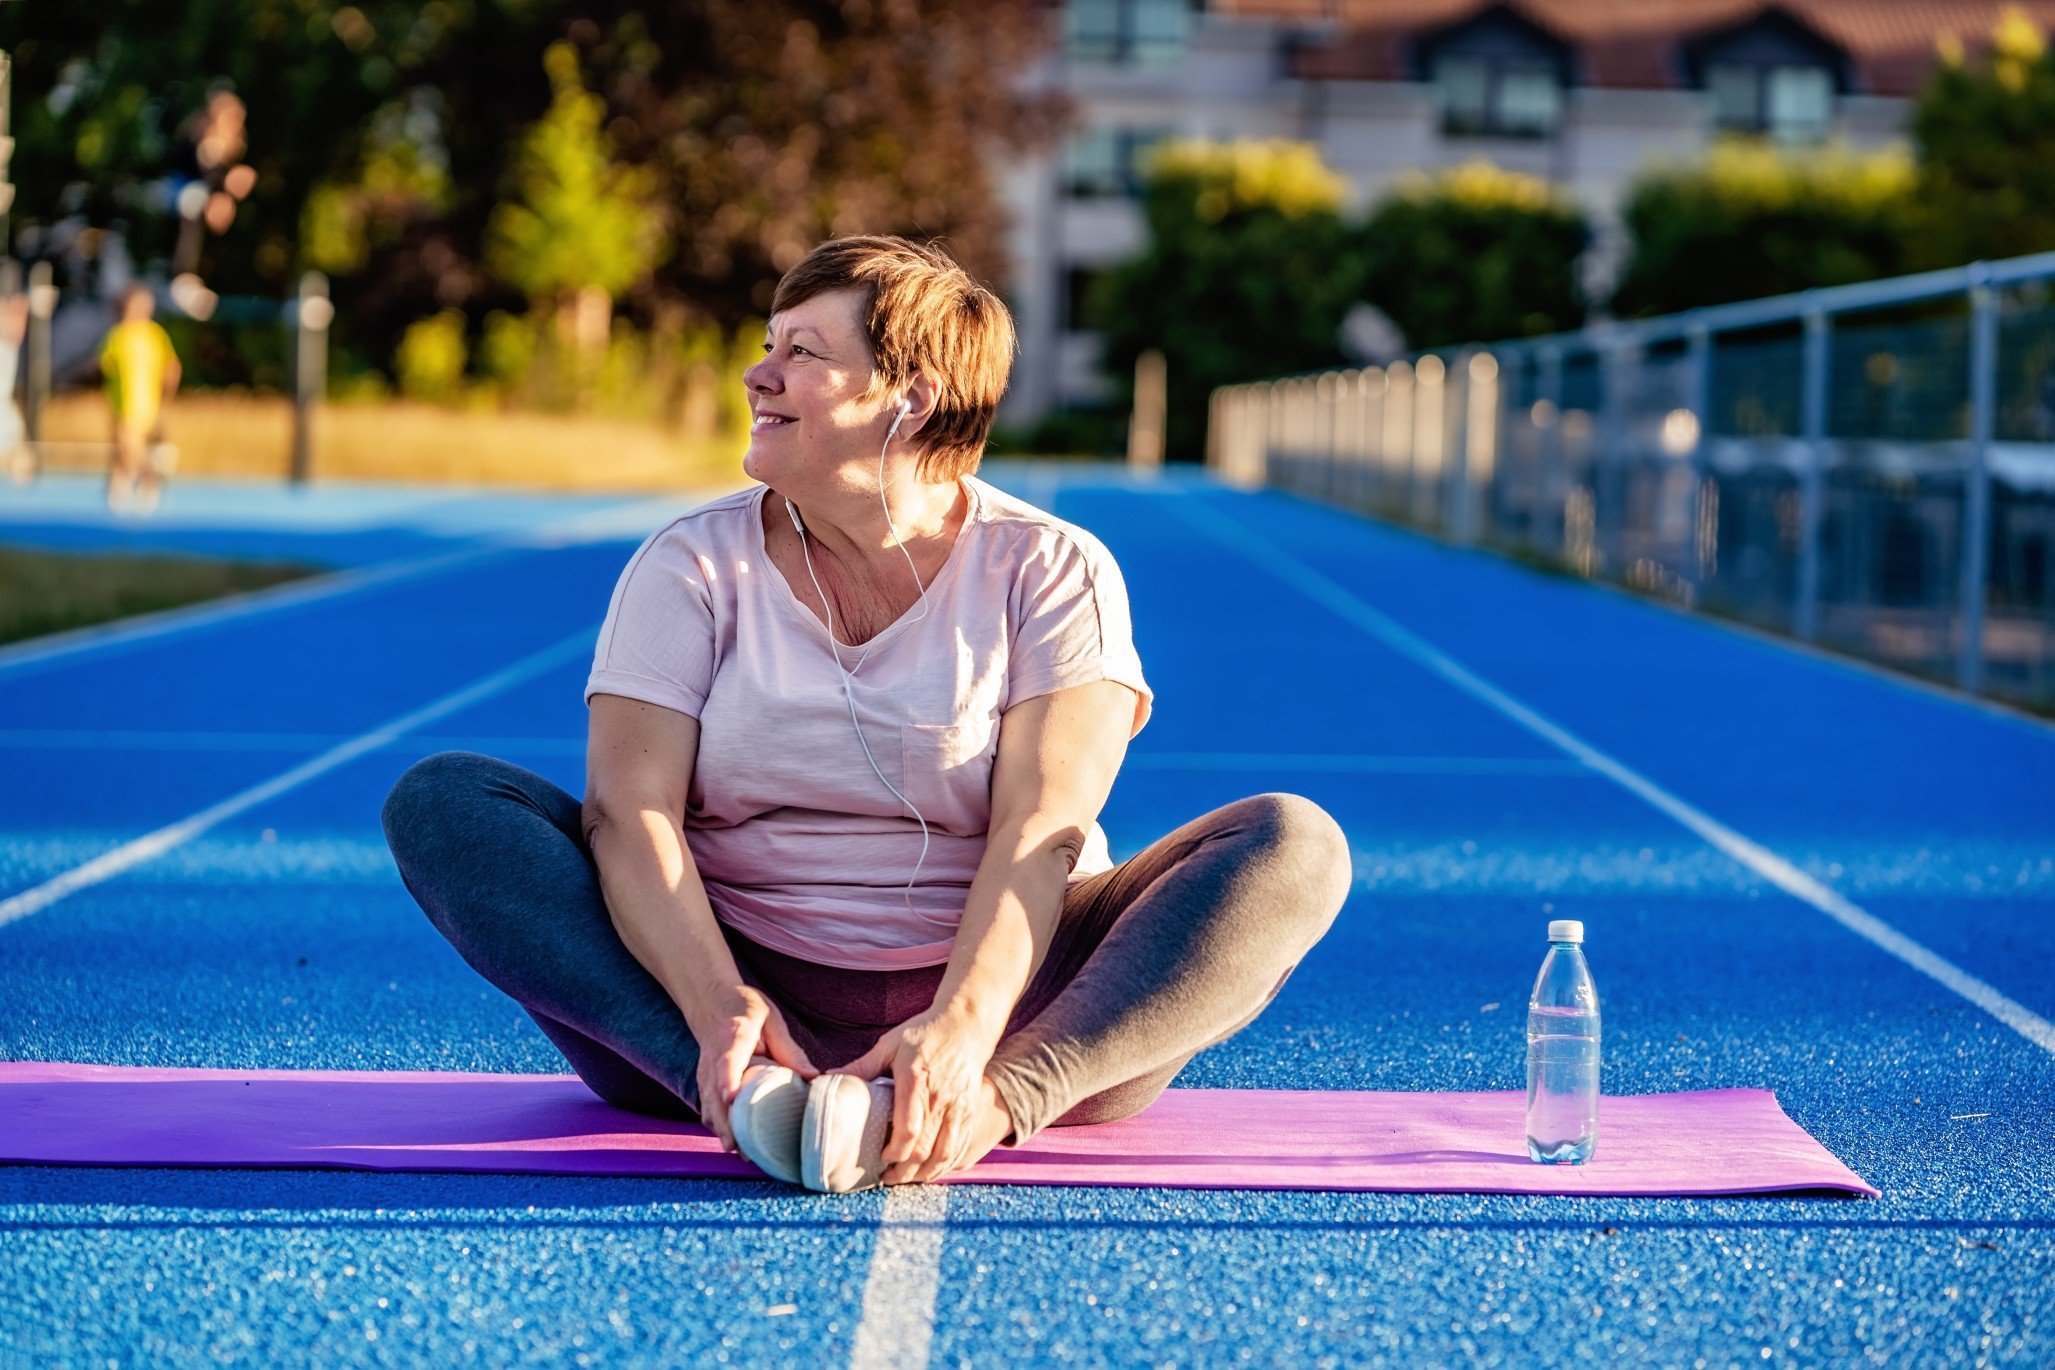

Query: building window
[1066,0,1190,68]
[1707,63,1834,142]
[1064,127,1171,198]
[1435,56,1562,137]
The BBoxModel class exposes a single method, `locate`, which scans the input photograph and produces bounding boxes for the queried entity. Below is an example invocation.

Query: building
[997,0,2055,429]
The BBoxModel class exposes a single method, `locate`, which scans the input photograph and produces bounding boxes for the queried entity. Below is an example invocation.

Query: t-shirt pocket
[898,719,997,832]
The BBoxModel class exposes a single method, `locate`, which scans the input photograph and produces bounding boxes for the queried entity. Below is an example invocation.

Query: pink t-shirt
[583,474,1155,970]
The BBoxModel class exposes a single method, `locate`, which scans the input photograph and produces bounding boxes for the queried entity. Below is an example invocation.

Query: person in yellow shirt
[100,284,182,514]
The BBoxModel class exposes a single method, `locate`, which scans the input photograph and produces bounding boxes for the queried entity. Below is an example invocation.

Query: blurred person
[100,283,180,515]
[382,235,1353,1194]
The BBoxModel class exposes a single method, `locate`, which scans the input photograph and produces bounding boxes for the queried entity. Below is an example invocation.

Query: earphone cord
[788,411,934,917]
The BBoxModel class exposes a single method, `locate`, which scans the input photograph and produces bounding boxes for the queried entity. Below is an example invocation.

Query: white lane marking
[1125,752,1592,776]
[0,485,759,681]
[0,628,596,931]
[0,729,588,755]
[0,543,515,677]
[1171,492,2055,1058]
[0,731,1592,778]
[848,1185,950,1370]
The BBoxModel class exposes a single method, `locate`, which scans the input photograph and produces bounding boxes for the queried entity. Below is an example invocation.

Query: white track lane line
[0,732,1595,777]
[0,626,596,931]
[1171,491,2055,1058]
[849,1185,950,1370]
[1124,752,1592,775]
[0,543,516,677]
[0,485,748,681]
[0,729,592,755]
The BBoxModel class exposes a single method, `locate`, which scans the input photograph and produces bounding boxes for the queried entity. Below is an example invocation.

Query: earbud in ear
[887,397,912,438]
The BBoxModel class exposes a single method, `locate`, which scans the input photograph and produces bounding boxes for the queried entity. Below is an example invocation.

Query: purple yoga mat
[0,1062,1876,1197]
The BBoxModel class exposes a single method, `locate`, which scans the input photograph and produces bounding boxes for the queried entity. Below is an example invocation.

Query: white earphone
[784,393,934,916]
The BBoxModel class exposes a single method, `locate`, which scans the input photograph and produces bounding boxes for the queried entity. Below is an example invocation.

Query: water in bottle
[1526,918,1600,1164]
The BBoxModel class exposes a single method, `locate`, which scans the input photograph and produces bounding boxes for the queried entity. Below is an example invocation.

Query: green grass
[0,545,326,648]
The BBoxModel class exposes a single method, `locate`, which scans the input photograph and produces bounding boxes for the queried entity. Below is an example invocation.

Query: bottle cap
[1547,919,1584,943]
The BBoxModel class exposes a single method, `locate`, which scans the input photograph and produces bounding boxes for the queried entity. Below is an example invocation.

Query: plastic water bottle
[1526,919,1600,1164]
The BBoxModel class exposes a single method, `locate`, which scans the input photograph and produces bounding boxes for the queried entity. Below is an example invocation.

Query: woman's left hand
[842,1001,1004,1184]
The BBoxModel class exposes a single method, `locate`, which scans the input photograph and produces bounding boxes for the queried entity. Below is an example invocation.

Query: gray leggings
[381,751,1352,1144]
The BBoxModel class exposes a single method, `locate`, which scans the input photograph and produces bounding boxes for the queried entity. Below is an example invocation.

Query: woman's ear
[897,373,941,438]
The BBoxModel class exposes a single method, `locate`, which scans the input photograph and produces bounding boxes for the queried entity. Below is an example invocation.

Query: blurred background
[0,1,2051,704]
[1,1,2051,476]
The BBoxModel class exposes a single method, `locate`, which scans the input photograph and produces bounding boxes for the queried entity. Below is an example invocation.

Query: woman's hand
[842,1002,1005,1184]
[689,984,818,1153]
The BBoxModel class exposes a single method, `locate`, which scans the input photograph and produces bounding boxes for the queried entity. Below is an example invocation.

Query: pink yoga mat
[0,1062,1876,1197]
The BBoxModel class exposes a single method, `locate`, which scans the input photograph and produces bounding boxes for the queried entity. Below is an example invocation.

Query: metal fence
[1208,250,2055,714]
[12,264,331,482]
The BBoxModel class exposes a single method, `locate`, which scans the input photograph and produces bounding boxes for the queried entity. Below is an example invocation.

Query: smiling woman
[381,234,1353,1196]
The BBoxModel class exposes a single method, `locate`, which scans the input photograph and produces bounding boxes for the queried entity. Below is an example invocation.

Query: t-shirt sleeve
[1008,528,1154,738]
[584,525,716,719]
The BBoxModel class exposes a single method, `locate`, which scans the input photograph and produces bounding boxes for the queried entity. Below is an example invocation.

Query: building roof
[1213,0,2055,96]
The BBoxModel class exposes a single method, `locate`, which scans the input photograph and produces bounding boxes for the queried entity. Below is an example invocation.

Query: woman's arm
[930,678,1141,1035]
[583,693,819,1150]
[844,678,1140,1181]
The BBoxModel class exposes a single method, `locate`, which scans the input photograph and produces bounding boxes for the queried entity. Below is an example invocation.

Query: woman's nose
[744,356,777,392]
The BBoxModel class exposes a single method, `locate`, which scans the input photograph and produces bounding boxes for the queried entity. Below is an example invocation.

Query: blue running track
[1,464,2050,1366]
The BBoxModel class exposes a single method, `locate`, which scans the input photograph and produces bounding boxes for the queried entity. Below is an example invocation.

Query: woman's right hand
[690,984,819,1152]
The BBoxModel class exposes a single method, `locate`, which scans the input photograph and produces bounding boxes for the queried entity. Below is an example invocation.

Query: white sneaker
[801,1073,897,1194]
[728,1059,809,1185]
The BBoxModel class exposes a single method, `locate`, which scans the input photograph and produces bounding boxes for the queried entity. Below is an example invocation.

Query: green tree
[586,1,1064,323]
[484,43,668,344]
[4,1,1064,387]
[1611,140,1917,317]
[1096,139,1364,462]
[1910,8,2055,267]
[1356,161,1590,349]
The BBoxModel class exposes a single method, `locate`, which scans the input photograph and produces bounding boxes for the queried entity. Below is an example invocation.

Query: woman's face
[742,287,902,492]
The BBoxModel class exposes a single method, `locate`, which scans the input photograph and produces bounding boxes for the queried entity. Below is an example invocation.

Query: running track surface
[0,463,2050,1367]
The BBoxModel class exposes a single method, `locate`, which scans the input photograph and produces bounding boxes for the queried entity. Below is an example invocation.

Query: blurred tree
[0,1,510,297]
[395,308,467,400]
[1095,139,1362,462]
[1910,8,2055,267]
[1356,161,1589,349]
[580,1,1064,323]
[1610,140,1917,317]
[2,1,1064,391]
[484,43,667,348]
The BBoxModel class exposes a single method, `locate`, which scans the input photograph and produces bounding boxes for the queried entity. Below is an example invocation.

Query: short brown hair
[771,235,1016,483]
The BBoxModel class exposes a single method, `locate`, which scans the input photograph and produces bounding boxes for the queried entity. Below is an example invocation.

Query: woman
[382,235,1352,1193]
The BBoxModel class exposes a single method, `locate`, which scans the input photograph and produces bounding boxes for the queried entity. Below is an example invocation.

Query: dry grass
[32,392,749,492]
[0,544,324,648]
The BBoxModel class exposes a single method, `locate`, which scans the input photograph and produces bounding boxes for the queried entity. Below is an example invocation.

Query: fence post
[1597,334,1637,577]
[1795,305,1830,642]
[1683,323,1713,601]
[1411,354,1443,528]
[23,257,51,447]
[289,271,331,486]
[1959,268,1996,694]
[1127,348,1165,473]
[1535,344,1563,557]
[1444,351,1470,540]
